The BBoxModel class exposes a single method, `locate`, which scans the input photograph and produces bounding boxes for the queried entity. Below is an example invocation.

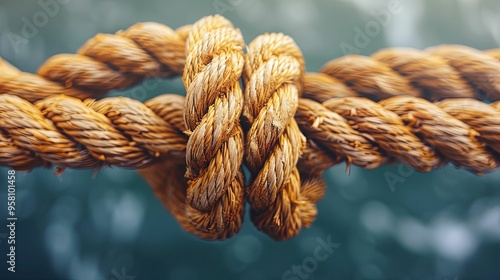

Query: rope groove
[1,15,499,241]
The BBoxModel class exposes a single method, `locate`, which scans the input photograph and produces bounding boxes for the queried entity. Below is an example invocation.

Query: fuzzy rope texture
[1,15,500,240]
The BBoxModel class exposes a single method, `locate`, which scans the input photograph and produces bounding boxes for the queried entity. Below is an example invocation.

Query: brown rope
[297,96,500,175]
[304,46,500,102]
[181,15,246,239]
[0,94,186,170]
[0,22,189,103]
[242,33,324,240]
[1,15,500,241]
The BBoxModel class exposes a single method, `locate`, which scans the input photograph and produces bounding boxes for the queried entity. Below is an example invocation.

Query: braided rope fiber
[0,22,189,102]
[0,94,187,170]
[182,15,246,239]
[1,15,500,241]
[242,33,325,240]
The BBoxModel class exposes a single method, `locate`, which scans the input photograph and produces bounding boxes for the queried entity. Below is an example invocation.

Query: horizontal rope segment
[2,94,499,172]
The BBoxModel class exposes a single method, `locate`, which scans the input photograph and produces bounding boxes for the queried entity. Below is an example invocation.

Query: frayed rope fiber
[1,15,500,240]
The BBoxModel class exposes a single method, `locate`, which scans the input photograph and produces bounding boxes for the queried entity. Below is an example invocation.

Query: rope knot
[1,15,500,241]
[182,15,246,239]
[242,32,325,240]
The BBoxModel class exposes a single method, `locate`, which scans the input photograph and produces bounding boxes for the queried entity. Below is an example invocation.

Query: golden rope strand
[0,23,189,102]
[181,15,245,239]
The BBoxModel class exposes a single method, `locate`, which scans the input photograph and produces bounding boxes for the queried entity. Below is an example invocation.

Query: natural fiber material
[1,15,499,241]
[243,33,324,240]
[0,22,188,102]
[181,15,246,239]
[435,99,500,156]
[0,94,186,170]
[308,45,500,101]
[380,96,497,173]
[297,96,500,174]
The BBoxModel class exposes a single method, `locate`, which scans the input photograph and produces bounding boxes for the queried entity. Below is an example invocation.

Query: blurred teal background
[1,0,500,279]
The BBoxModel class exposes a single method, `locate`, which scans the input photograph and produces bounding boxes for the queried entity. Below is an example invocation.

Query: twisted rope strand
[428,45,500,98]
[243,33,323,240]
[242,33,304,209]
[137,94,246,240]
[296,98,386,170]
[181,15,246,239]
[302,72,358,102]
[311,45,500,102]
[0,94,186,170]
[321,97,443,172]
[297,95,500,174]
[136,95,202,237]
[379,96,498,174]
[435,98,500,155]
[3,92,498,175]
[492,100,500,110]
[0,22,188,103]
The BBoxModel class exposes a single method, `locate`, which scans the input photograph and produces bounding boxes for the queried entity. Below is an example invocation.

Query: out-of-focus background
[0,0,499,279]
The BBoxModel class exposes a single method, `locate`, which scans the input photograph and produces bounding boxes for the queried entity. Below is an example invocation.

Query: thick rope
[0,22,189,102]
[142,93,248,241]
[5,93,498,174]
[304,46,500,102]
[0,94,187,170]
[181,15,246,239]
[243,33,324,240]
[297,96,500,175]
[1,15,500,241]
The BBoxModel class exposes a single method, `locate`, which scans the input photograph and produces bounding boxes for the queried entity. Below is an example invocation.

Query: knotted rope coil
[243,33,323,240]
[1,15,500,240]
[182,16,246,239]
